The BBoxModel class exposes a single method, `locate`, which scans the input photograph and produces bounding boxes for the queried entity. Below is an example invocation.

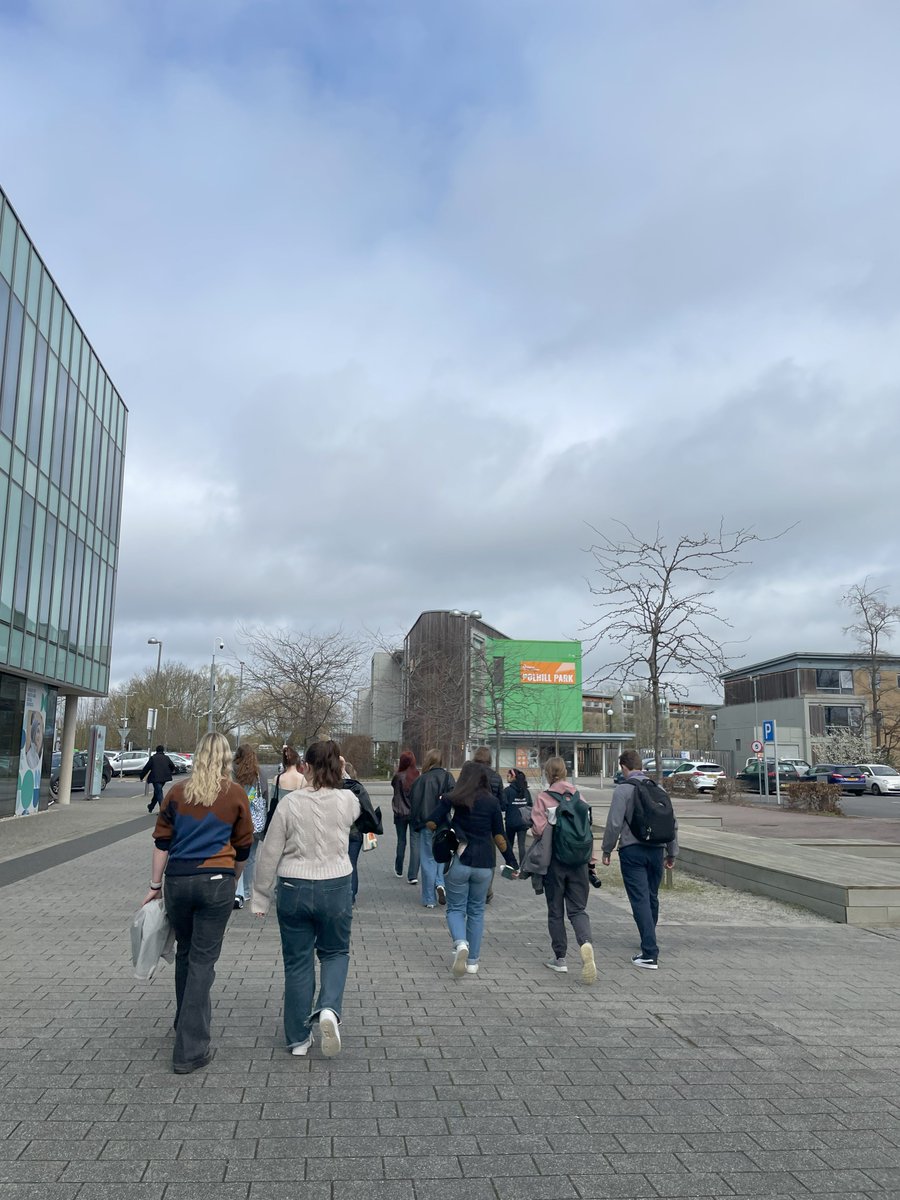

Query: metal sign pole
[773,721,782,807]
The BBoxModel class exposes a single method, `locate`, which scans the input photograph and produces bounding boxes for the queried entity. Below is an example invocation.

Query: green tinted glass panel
[12,229,28,301]
[37,270,52,338]
[26,252,41,320]
[13,318,36,448]
[0,203,15,280]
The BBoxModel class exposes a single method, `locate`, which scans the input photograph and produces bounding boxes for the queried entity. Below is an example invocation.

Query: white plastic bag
[131,898,176,981]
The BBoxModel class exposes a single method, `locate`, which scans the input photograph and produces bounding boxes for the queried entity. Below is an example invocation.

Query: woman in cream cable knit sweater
[252,740,360,1058]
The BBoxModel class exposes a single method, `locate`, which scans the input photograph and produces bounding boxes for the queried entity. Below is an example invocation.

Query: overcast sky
[2,0,899,700]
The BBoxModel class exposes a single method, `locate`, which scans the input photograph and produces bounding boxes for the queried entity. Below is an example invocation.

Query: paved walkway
[2,783,900,1198]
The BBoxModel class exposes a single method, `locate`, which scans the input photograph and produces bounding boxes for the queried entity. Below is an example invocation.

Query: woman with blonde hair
[253,739,360,1058]
[141,732,253,1073]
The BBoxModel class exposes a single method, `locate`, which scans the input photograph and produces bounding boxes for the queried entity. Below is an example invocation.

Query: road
[841,792,900,819]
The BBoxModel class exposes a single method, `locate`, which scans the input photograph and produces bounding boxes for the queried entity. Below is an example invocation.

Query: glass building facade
[0,186,127,817]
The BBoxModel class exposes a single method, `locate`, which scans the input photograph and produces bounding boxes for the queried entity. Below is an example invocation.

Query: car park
[669,760,727,793]
[810,763,867,794]
[50,751,112,797]
[167,752,191,774]
[736,760,802,793]
[855,764,900,795]
[642,758,681,777]
[107,750,150,776]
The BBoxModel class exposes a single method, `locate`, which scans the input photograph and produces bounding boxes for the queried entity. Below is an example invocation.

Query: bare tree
[582,521,775,779]
[403,644,465,766]
[842,579,900,753]
[240,626,367,750]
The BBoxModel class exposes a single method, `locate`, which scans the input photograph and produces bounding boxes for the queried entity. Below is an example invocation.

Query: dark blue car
[811,764,867,794]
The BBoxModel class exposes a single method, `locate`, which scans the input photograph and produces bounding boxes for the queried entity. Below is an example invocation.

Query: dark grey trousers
[164,873,235,1068]
[543,858,592,959]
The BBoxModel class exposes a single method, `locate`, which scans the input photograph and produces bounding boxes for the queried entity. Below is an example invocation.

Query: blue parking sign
[763,720,775,743]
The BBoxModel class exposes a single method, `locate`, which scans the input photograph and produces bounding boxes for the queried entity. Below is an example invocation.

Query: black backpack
[551,790,594,866]
[432,826,459,864]
[626,777,676,845]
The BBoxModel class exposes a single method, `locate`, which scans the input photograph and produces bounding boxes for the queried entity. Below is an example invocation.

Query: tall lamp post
[710,713,717,751]
[162,705,176,749]
[208,639,224,734]
[236,661,245,748]
[147,637,163,751]
[450,609,482,764]
[605,708,614,780]
[694,723,700,756]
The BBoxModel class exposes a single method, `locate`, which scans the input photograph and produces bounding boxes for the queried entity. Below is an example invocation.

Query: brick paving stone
[5,789,900,1200]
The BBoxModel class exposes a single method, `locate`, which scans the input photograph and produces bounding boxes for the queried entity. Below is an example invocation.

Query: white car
[108,750,150,776]
[857,764,900,796]
[670,760,727,793]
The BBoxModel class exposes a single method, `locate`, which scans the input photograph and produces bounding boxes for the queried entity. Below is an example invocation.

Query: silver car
[858,764,900,796]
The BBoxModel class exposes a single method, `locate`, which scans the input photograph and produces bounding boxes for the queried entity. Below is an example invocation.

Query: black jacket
[503,782,533,832]
[140,751,175,785]
[345,777,383,838]
[409,766,455,831]
[485,767,503,802]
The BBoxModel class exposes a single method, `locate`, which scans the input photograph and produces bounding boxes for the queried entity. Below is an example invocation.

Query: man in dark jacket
[409,750,455,907]
[140,746,176,813]
[473,747,503,902]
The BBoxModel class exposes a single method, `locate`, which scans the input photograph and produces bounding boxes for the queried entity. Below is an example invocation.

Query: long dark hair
[233,744,260,788]
[450,760,490,811]
[507,768,529,798]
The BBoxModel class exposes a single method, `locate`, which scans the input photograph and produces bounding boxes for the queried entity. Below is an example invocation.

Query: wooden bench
[677,826,900,924]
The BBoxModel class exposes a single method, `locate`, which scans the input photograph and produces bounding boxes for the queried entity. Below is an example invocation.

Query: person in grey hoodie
[601,749,678,970]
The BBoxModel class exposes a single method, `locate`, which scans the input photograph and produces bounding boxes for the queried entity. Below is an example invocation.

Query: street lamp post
[147,637,163,755]
[236,661,245,748]
[196,710,209,744]
[208,640,224,734]
[694,723,700,756]
[710,713,717,751]
[162,705,176,748]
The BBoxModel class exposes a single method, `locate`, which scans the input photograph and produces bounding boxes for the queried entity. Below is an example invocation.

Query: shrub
[711,777,748,805]
[782,780,846,815]
[662,774,693,798]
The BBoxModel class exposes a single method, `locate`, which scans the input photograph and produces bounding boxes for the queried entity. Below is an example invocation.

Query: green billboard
[484,639,582,733]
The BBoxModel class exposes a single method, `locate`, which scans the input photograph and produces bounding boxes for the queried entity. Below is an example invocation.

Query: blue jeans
[444,859,493,963]
[418,829,445,906]
[276,874,353,1049]
[234,839,258,901]
[164,873,235,1068]
[149,781,165,810]
[619,843,664,959]
[394,818,420,880]
[348,835,363,901]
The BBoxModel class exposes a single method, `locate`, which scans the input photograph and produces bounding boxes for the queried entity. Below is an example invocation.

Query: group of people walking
[142,736,677,1073]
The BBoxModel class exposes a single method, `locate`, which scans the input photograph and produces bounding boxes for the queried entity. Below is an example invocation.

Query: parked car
[736,760,802,793]
[107,750,150,776]
[50,751,112,797]
[167,752,191,774]
[669,760,727,793]
[810,764,867,794]
[642,758,682,777]
[857,764,900,796]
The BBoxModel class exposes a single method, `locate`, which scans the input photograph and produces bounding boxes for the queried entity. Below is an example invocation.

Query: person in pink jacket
[531,757,597,984]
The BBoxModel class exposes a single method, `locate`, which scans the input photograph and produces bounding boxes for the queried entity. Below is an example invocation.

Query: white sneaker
[436,884,446,906]
[291,1036,312,1056]
[580,942,597,985]
[465,963,479,974]
[318,1009,341,1057]
[545,959,568,973]
[452,942,469,977]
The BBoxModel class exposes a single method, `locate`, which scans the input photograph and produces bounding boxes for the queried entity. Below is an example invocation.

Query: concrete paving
[2,782,900,1198]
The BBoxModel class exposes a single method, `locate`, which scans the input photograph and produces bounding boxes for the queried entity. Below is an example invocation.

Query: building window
[815,668,854,694]
[735,739,741,751]
[823,705,864,731]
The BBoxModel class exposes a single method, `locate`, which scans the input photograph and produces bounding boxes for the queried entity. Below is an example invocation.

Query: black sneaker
[631,954,658,970]
[233,896,244,910]
[436,884,446,906]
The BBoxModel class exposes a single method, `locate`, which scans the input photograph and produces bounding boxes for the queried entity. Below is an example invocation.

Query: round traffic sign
[751,739,763,753]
